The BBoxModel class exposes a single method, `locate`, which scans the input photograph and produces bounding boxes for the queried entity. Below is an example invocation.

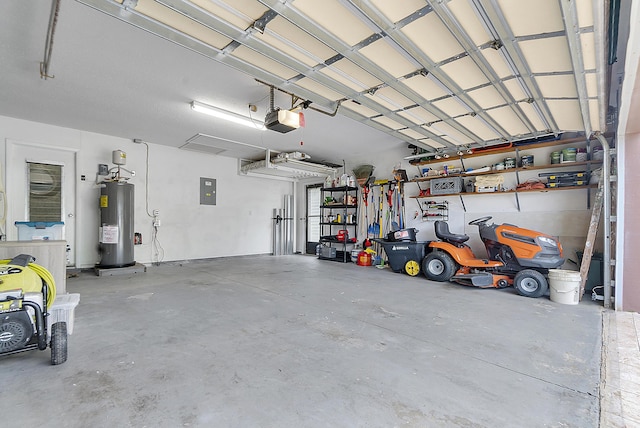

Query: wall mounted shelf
[407,139,602,211]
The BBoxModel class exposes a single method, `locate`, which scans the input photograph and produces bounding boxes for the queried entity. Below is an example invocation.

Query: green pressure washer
[0,254,67,365]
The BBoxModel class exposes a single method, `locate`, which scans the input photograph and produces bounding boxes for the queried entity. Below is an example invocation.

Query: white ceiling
[0,0,614,164]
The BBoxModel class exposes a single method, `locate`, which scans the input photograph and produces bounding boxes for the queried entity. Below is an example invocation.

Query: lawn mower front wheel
[50,322,68,365]
[514,269,548,298]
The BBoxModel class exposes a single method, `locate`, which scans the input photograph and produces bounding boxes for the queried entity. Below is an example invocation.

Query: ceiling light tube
[191,101,265,130]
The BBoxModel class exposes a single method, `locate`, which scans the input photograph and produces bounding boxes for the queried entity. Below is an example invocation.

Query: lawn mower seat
[434,221,469,245]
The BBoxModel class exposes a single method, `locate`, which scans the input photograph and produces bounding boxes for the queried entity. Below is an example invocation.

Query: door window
[306,185,322,254]
[28,162,63,222]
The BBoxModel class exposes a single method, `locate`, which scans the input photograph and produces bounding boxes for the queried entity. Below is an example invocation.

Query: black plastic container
[376,240,428,273]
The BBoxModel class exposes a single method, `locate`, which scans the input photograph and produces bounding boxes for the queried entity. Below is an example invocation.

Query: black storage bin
[576,251,603,291]
[377,240,427,272]
[386,228,418,242]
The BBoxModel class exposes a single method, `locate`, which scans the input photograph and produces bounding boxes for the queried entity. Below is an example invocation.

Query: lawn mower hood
[478,222,564,269]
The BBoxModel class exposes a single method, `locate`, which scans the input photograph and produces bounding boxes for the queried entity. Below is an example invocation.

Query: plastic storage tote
[15,222,64,241]
[47,293,80,335]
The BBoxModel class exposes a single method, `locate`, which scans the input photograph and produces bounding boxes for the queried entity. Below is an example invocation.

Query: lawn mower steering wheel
[468,216,492,226]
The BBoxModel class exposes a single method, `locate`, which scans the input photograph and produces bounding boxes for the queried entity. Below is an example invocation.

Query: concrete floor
[600,311,640,427]
[0,255,603,427]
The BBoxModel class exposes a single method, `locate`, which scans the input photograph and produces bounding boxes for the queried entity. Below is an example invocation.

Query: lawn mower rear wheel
[422,251,457,281]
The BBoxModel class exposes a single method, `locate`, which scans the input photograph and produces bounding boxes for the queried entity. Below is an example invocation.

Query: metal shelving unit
[318,186,358,263]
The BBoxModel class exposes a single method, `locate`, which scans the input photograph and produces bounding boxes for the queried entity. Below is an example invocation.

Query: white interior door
[5,140,77,266]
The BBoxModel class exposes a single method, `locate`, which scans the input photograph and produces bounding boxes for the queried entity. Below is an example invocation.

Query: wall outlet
[153,218,161,227]
[153,209,160,216]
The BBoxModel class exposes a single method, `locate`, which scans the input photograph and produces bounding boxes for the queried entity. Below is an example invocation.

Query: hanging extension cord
[151,224,164,266]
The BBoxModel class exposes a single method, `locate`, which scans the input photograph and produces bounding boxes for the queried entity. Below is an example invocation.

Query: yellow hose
[0,259,56,309]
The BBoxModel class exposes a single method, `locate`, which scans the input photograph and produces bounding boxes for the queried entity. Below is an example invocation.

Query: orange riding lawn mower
[422,216,565,297]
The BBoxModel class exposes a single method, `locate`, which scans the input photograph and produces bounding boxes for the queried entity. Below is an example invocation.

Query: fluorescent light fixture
[191,101,265,130]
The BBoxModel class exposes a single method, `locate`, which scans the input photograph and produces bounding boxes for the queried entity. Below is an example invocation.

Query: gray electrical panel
[200,177,216,205]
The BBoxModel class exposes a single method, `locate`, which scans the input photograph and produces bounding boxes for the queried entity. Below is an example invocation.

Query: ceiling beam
[559,0,593,136]
[78,0,455,149]
[160,0,461,147]
[592,0,610,132]
[256,0,469,148]
[471,0,559,132]
[424,0,538,134]
[343,0,513,143]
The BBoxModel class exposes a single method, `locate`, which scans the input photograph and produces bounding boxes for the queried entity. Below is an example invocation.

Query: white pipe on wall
[596,134,612,309]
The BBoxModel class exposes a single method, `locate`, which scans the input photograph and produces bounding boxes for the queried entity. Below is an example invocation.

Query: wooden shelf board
[410,136,589,166]
[409,184,597,198]
[409,160,602,183]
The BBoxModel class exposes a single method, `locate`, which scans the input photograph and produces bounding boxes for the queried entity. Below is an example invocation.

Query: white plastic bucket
[548,269,581,305]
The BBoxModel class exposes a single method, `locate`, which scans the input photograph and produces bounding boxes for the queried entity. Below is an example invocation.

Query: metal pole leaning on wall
[284,194,294,255]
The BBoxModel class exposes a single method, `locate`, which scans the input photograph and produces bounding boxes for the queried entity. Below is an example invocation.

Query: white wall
[0,113,600,272]
[1,115,292,268]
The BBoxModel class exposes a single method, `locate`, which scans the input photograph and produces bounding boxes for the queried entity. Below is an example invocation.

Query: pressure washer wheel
[514,269,548,298]
[422,251,457,281]
[50,322,68,365]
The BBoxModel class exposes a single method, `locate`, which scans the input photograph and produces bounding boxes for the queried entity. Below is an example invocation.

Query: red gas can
[357,251,372,266]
